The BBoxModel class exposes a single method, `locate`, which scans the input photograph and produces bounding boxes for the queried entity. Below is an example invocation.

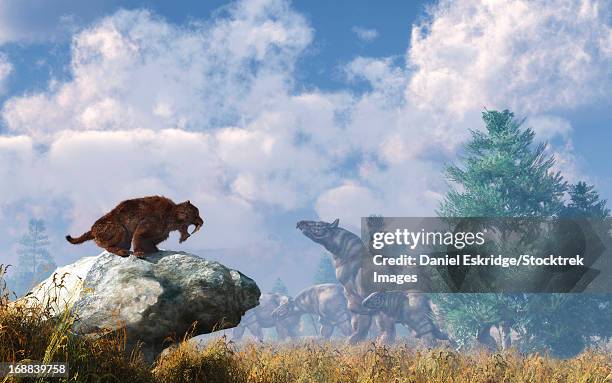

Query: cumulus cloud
[346,0,611,152]
[0,1,323,265]
[0,0,609,288]
[525,114,583,183]
[408,0,612,116]
[330,0,611,218]
[314,163,443,230]
[549,141,583,184]
[3,3,313,138]
[315,182,385,229]
[0,129,263,247]
[0,1,340,210]
[351,26,379,42]
[3,0,607,222]
[527,115,573,140]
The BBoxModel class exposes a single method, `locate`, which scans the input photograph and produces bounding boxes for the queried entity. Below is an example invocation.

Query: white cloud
[315,182,385,229]
[527,115,573,140]
[0,1,335,214]
[525,114,583,183]
[351,26,379,42]
[408,0,612,116]
[2,4,313,139]
[0,1,346,282]
[549,140,583,184]
[0,129,265,250]
[314,157,445,229]
[0,0,610,284]
[310,0,611,226]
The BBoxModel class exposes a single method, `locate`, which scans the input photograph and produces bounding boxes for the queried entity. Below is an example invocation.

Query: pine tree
[439,109,567,217]
[8,219,56,297]
[269,278,289,295]
[313,255,337,284]
[435,110,567,351]
[519,181,612,357]
[518,292,611,358]
[563,181,610,218]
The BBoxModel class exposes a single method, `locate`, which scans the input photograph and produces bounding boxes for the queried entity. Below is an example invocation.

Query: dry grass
[1,264,610,382]
[0,265,153,383]
[153,339,611,383]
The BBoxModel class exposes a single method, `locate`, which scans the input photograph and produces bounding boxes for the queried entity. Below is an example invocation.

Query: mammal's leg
[92,219,130,257]
[500,322,512,350]
[405,294,448,347]
[132,219,162,257]
[248,323,264,342]
[320,320,334,339]
[344,287,370,315]
[374,313,396,344]
[276,324,288,341]
[348,313,371,344]
[343,285,372,343]
[285,321,298,339]
[338,318,352,337]
[476,325,497,350]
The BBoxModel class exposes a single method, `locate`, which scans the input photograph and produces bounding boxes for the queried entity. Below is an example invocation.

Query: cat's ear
[330,218,339,228]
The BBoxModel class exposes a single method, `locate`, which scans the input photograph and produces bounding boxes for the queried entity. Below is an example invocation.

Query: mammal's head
[362,291,386,311]
[174,200,204,234]
[296,218,339,244]
[271,298,299,320]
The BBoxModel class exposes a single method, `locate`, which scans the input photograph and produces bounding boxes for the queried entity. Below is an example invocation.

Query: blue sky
[0,1,426,92]
[0,0,610,294]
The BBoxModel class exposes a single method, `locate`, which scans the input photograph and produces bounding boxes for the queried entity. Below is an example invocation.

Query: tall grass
[1,265,610,382]
[0,264,153,383]
[152,338,610,383]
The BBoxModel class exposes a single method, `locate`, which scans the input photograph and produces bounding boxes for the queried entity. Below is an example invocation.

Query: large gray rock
[22,250,260,359]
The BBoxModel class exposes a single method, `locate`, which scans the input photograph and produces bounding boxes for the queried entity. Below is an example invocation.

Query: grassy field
[1,266,610,383]
[153,339,612,383]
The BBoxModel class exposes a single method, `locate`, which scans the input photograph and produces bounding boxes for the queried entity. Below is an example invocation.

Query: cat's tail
[66,231,93,244]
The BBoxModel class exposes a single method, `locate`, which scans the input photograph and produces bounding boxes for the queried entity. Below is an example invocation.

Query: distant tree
[8,219,56,297]
[434,293,524,350]
[313,255,337,284]
[519,181,611,357]
[269,278,289,295]
[562,181,610,219]
[518,293,611,358]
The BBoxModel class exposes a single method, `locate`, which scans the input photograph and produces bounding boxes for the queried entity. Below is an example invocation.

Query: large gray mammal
[233,293,300,341]
[296,219,396,343]
[272,283,352,339]
[362,291,450,346]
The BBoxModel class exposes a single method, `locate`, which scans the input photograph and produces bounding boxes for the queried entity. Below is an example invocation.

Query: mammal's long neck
[321,228,365,262]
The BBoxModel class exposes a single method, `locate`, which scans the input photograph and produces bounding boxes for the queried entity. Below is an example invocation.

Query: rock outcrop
[22,250,260,360]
